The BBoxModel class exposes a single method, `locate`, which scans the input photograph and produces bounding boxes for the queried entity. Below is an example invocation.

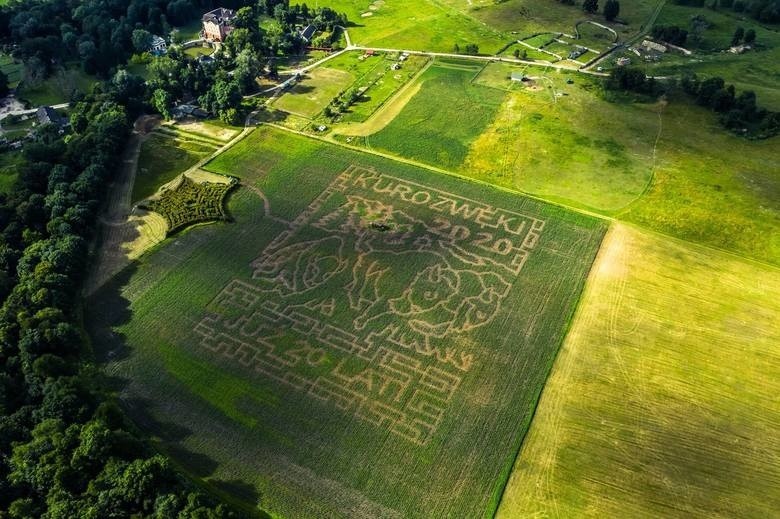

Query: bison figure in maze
[347,249,511,338]
[251,236,348,295]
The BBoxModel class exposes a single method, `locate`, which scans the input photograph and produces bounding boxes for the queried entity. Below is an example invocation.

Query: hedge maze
[144,175,237,235]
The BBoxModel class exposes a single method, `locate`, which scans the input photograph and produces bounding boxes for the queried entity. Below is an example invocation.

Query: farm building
[641,40,667,53]
[616,57,631,66]
[510,71,526,82]
[150,35,167,56]
[202,7,235,42]
[36,106,65,127]
[172,104,209,120]
[299,24,317,43]
[729,44,751,54]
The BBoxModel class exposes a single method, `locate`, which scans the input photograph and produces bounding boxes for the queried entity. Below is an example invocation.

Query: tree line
[0,75,243,516]
[606,67,780,138]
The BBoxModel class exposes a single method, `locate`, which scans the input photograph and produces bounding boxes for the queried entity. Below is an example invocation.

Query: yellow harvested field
[499,223,780,518]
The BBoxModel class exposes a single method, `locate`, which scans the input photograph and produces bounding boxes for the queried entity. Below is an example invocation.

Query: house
[641,39,667,53]
[729,44,751,54]
[150,35,167,56]
[510,71,525,82]
[616,56,631,66]
[568,46,586,60]
[202,8,236,42]
[36,106,64,127]
[299,24,317,43]
[172,104,209,120]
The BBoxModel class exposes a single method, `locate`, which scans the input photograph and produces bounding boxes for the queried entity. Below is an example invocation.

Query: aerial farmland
[0,0,777,517]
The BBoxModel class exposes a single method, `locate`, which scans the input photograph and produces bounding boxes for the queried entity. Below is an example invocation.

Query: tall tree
[583,0,599,13]
[604,0,620,20]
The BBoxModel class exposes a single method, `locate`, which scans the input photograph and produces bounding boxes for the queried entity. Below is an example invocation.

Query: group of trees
[0,0,224,78]
[731,26,757,45]
[0,75,240,516]
[651,24,689,45]
[715,0,780,24]
[578,0,620,20]
[606,67,778,138]
[453,43,480,55]
[681,73,779,137]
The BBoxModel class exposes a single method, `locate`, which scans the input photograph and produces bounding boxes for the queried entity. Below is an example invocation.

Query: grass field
[464,64,657,213]
[440,0,658,40]
[0,150,22,193]
[273,66,354,118]
[16,66,95,106]
[88,125,605,518]
[133,126,222,202]
[304,0,510,53]
[498,223,780,518]
[364,60,505,169]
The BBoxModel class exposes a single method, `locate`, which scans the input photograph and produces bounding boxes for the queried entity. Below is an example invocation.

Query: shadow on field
[86,263,138,366]
[85,263,267,514]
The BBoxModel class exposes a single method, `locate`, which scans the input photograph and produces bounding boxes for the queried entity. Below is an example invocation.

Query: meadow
[88,125,605,518]
[498,223,780,518]
[361,59,505,170]
[465,63,657,213]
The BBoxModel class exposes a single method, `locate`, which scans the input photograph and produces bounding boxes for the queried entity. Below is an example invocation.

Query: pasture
[363,59,505,169]
[498,223,780,518]
[88,125,605,518]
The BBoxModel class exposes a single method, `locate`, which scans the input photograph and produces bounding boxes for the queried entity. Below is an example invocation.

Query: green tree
[131,29,153,53]
[152,89,173,120]
[583,0,599,13]
[731,26,744,45]
[744,28,756,44]
[604,0,620,20]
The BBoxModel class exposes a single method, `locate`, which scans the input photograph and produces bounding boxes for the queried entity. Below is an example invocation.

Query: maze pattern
[147,176,236,234]
[194,166,545,445]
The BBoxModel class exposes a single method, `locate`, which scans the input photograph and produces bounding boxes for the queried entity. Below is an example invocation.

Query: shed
[510,71,525,82]
[299,24,317,43]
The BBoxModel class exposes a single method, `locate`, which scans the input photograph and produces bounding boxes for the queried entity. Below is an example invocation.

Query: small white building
[641,39,667,53]
[150,35,167,55]
[616,57,631,66]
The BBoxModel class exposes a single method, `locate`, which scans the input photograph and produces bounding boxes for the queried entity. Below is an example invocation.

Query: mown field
[498,223,780,518]
[88,125,605,518]
[365,59,505,169]
[273,66,354,118]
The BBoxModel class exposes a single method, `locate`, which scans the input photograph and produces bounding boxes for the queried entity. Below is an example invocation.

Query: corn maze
[93,127,606,518]
[196,165,546,445]
[145,175,237,234]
